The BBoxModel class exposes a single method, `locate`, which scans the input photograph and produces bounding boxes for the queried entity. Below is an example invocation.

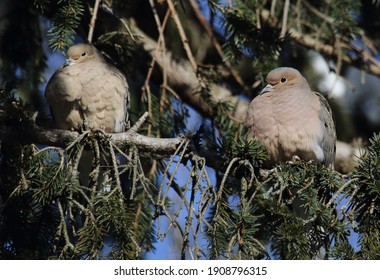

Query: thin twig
[259,8,380,77]
[88,0,101,43]
[64,130,91,151]
[162,84,181,100]
[141,8,171,136]
[334,185,359,224]
[130,111,149,133]
[125,147,137,200]
[181,171,197,259]
[57,200,74,250]
[71,143,85,180]
[270,0,277,17]
[166,0,198,71]
[188,0,245,88]
[89,137,101,194]
[302,0,334,24]
[295,0,302,31]
[326,177,359,208]
[101,0,136,41]
[157,139,190,206]
[109,140,122,191]
[280,0,290,38]
[149,0,169,123]
[214,157,240,205]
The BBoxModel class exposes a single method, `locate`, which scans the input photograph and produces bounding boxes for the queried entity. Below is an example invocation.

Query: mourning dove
[45,43,129,133]
[45,43,129,189]
[244,67,336,169]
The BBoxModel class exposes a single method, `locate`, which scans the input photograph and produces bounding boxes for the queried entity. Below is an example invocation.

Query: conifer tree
[0,0,379,259]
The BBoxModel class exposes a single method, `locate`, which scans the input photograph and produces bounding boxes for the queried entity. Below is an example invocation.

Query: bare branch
[166,0,198,71]
[260,9,380,77]
[0,123,184,156]
[280,0,290,38]
[131,22,250,121]
[188,0,245,88]
[129,111,149,133]
[87,0,101,43]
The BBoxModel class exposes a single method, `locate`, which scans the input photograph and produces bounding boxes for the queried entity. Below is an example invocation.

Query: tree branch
[87,0,101,43]
[260,9,380,77]
[130,19,362,173]
[166,0,198,71]
[131,22,250,121]
[0,123,184,156]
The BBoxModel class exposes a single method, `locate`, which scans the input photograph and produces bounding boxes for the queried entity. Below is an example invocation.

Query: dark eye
[81,52,87,56]
[281,77,287,83]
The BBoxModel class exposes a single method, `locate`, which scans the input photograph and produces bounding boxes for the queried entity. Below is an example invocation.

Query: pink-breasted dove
[45,43,129,133]
[244,67,336,169]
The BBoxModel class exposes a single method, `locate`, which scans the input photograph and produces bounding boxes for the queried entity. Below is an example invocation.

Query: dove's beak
[63,58,75,67]
[260,84,273,95]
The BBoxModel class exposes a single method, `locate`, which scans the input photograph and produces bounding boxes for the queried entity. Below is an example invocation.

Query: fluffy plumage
[45,43,129,133]
[244,67,336,168]
[45,43,129,189]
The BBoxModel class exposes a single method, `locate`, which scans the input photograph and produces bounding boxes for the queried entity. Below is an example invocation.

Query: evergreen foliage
[348,133,380,259]
[0,0,379,260]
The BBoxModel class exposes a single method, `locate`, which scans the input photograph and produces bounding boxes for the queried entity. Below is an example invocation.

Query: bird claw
[287,155,301,164]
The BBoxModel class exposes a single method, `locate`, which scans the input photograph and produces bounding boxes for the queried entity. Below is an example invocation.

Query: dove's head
[260,67,309,95]
[64,43,98,66]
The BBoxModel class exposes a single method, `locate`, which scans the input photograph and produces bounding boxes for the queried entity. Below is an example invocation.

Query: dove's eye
[81,52,87,57]
[280,77,287,83]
